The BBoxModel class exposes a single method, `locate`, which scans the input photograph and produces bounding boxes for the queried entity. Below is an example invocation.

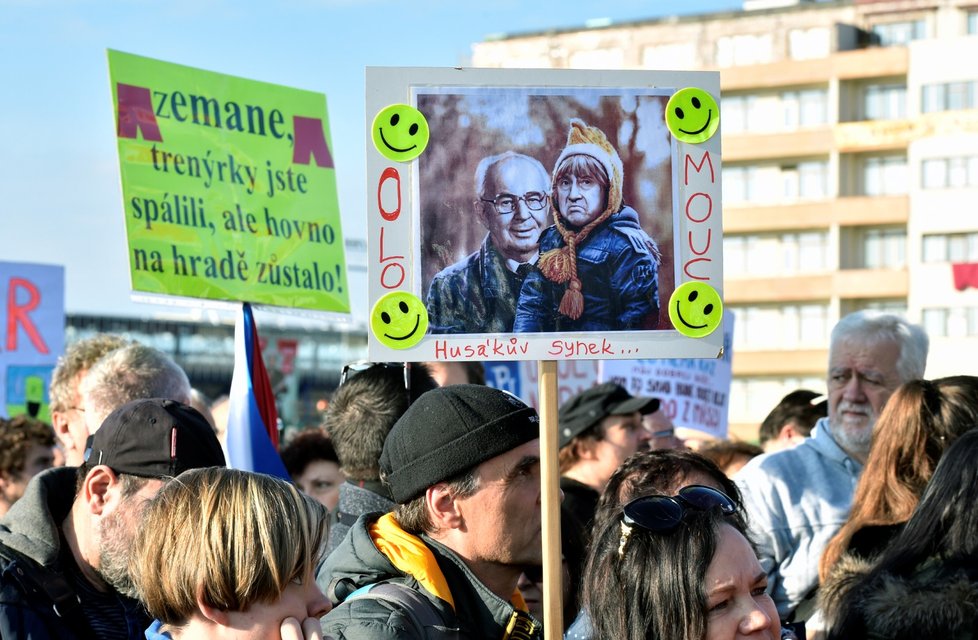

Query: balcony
[836,110,978,152]
[721,46,908,91]
[731,349,827,376]
[724,127,834,162]
[835,267,908,298]
[723,195,908,233]
[725,267,907,303]
[725,274,833,303]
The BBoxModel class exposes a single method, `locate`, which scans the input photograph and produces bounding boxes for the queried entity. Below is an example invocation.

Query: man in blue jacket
[735,311,928,619]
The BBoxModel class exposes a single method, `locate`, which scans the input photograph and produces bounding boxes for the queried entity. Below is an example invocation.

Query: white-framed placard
[366,67,722,362]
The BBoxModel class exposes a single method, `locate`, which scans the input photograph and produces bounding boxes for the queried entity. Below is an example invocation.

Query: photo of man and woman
[418,88,677,336]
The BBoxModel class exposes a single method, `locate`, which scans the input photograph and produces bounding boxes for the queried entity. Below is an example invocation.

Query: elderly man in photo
[735,310,928,619]
[319,384,543,639]
[427,151,550,334]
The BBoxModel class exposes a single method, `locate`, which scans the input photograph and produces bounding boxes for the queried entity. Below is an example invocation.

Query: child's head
[131,467,330,631]
[553,154,610,227]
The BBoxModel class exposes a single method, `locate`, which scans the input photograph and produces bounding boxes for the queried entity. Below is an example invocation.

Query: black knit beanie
[380,384,540,503]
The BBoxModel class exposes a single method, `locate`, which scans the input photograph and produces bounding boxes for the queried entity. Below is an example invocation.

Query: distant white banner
[482,360,599,412]
[599,310,733,439]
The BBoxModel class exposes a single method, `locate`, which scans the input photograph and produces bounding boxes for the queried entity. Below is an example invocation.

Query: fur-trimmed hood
[821,552,978,639]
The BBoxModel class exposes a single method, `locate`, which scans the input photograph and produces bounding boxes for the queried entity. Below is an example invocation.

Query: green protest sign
[108,50,349,312]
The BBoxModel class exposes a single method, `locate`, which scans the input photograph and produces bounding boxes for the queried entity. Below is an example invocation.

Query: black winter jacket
[0,467,150,640]
[820,552,978,639]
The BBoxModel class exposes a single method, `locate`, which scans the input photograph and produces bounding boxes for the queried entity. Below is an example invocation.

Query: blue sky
[0,0,738,322]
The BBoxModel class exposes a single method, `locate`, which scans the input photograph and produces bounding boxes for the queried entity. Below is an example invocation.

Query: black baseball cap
[558,382,660,448]
[84,398,226,478]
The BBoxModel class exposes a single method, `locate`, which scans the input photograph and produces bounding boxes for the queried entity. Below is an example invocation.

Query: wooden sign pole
[538,359,563,637]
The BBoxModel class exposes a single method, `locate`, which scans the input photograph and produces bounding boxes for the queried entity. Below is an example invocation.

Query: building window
[863,155,908,195]
[922,232,978,263]
[784,89,828,128]
[724,231,829,277]
[798,304,829,345]
[921,156,978,189]
[722,95,750,134]
[783,163,829,200]
[922,158,947,188]
[861,299,908,315]
[921,81,978,113]
[864,84,907,120]
[968,10,978,35]
[724,236,749,277]
[724,89,828,133]
[863,228,906,268]
[872,19,927,46]
[722,166,758,203]
[799,161,829,198]
[922,308,949,337]
[727,162,829,204]
[731,303,830,350]
[781,232,828,273]
[797,231,829,270]
[788,27,831,60]
[716,34,773,67]
[921,307,978,338]
[729,376,826,423]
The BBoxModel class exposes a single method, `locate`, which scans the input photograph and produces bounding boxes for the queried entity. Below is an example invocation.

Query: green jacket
[426,235,528,334]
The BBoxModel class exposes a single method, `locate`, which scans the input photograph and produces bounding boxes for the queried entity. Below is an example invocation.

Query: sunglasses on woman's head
[618,485,736,556]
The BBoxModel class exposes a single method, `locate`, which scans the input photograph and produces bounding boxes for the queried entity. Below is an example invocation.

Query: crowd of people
[1,306,978,639]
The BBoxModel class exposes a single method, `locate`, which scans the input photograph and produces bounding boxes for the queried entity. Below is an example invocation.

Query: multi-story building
[472,0,978,439]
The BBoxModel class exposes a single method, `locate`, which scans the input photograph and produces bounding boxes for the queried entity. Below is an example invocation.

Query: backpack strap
[0,546,97,639]
[347,581,459,639]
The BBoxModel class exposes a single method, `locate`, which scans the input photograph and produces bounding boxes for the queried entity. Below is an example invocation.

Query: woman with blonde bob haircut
[130,467,332,640]
[819,375,978,582]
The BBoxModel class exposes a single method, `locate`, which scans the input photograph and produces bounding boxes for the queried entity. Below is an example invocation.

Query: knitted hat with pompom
[537,119,624,320]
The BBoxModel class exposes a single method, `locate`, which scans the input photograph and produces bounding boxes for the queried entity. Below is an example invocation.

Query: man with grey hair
[79,343,192,438]
[735,310,928,619]
[49,334,131,466]
[427,151,551,333]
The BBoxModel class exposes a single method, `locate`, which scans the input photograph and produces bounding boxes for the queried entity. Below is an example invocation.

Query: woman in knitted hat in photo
[514,118,661,332]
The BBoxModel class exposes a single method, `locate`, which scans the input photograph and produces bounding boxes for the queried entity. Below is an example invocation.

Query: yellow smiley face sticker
[371,291,429,349]
[371,104,430,162]
[668,282,723,338]
[665,88,720,144]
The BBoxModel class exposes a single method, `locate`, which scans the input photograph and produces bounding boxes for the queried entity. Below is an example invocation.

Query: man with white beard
[735,311,928,620]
